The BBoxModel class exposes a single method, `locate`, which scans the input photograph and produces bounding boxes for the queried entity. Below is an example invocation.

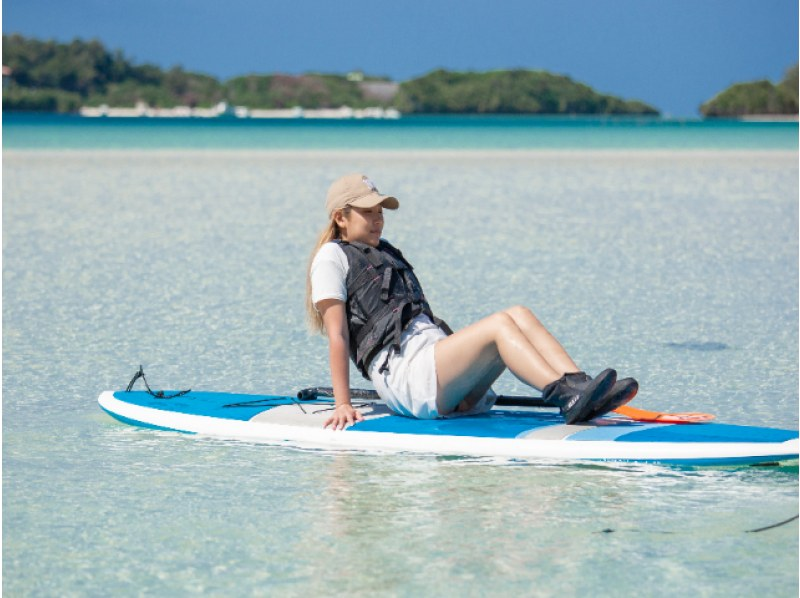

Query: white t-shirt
[309,242,349,307]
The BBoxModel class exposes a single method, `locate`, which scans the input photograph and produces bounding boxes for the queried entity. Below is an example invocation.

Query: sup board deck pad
[98,390,800,467]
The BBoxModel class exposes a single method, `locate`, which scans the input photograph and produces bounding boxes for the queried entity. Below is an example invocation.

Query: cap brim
[348,193,399,210]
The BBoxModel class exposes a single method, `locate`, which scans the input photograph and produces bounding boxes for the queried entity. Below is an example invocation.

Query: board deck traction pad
[98,390,800,466]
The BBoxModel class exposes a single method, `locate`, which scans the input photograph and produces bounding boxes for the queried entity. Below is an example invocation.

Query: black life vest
[334,239,451,379]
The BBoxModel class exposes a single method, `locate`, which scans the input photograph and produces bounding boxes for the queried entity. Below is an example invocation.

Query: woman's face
[337,205,384,247]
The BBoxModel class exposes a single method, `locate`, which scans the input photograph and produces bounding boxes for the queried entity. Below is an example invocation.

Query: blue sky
[3,0,797,116]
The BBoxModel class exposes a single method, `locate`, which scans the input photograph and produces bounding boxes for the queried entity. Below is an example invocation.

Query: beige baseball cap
[325,173,399,217]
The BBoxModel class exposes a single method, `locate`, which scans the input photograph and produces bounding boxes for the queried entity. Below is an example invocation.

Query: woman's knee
[504,305,541,327]
[490,310,518,333]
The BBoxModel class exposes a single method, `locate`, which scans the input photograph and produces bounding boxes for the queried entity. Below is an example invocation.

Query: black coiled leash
[125,365,191,399]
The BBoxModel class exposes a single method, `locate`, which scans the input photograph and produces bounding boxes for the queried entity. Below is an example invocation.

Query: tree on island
[2,34,226,111]
[700,65,798,117]
[394,69,658,115]
[3,33,658,116]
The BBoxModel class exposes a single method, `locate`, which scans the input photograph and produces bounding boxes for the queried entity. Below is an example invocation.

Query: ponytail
[305,213,346,333]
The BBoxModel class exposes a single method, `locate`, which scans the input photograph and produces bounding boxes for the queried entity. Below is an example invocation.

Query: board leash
[600,513,799,535]
[222,396,312,414]
[745,514,799,533]
[125,366,191,399]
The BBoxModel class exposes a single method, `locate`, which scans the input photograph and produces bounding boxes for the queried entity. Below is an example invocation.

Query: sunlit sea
[3,114,798,596]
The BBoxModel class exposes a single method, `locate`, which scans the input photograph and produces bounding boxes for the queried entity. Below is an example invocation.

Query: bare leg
[502,306,579,374]
[435,306,579,415]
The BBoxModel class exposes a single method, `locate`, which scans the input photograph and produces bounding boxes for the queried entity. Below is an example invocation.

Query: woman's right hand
[324,403,365,430]
[318,299,363,430]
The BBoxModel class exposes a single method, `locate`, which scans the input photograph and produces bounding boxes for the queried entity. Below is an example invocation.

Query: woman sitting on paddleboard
[307,173,638,430]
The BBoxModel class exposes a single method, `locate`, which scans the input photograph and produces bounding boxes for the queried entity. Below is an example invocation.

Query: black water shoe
[561,372,639,420]
[543,369,617,425]
[586,377,638,420]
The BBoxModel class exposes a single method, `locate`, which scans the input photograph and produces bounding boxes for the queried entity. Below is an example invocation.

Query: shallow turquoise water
[3,144,798,595]
[3,113,798,150]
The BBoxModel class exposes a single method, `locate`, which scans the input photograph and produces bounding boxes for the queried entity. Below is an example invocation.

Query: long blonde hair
[306,208,348,333]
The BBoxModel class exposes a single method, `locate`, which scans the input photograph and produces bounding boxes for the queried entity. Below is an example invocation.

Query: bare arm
[317,299,365,430]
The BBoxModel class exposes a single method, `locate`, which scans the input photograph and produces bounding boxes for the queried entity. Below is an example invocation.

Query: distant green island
[700,65,798,118]
[4,34,796,119]
[2,34,658,116]
[395,69,657,115]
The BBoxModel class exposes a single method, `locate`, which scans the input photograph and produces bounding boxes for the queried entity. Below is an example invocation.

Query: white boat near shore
[80,101,400,119]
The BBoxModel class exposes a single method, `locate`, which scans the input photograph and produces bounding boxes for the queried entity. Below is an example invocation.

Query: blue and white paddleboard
[97,390,799,466]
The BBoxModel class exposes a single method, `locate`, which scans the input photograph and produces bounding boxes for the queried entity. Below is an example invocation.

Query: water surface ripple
[4,148,798,596]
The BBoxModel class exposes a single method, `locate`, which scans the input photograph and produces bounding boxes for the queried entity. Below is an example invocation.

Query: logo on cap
[362,176,378,193]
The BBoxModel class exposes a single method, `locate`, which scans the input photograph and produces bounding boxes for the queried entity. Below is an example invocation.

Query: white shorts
[368,315,496,419]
